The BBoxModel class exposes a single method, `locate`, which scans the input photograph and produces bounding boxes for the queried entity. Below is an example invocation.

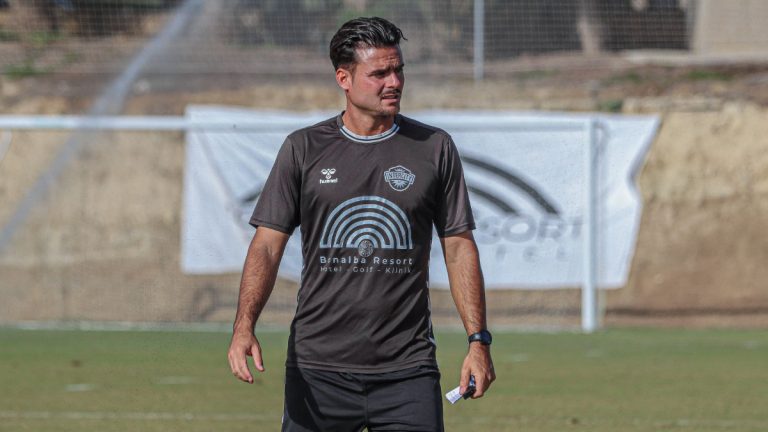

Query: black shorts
[282,365,444,432]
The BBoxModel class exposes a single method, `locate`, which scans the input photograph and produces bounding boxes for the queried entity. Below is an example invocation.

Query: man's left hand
[460,343,495,399]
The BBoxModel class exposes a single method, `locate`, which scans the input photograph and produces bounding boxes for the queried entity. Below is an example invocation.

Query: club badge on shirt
[384,165,415,191]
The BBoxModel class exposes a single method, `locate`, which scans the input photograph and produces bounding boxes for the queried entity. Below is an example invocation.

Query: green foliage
[603,71,644,85]
[0,27,20,42]
[28,31,62,47]
[598,99,623,113]
[63,50,82,65]
[685,69,734,82]
[4,60,49,79]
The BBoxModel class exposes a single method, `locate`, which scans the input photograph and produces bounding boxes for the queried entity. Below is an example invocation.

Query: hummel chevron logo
[320,168,338,184]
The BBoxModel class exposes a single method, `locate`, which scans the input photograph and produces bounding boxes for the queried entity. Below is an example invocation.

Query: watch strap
[467,329,492,345]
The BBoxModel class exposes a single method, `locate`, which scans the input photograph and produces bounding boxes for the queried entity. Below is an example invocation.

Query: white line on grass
[4,321,286,333]
[153,376,198,385]
[64,383,97,392]
[3,320,569,334]
[0,411,276,422]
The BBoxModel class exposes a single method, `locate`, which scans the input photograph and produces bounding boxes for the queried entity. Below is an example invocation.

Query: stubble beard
[376,96,401,117]
[347,91,402,119]
[356,100,400,118]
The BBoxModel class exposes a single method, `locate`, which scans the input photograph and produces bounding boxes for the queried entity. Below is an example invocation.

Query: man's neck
[341,109,396,136]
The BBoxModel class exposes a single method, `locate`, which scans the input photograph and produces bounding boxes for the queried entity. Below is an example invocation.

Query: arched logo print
[319,196,413,256]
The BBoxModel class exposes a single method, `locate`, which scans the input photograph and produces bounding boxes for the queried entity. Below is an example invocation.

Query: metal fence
[0,0,698,80]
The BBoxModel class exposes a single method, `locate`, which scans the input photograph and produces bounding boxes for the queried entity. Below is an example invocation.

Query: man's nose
[386,71,403,88]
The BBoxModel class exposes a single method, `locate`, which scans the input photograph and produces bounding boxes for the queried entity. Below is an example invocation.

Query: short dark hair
[329,17,406,70]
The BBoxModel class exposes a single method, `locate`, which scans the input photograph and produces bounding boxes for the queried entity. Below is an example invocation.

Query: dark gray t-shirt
[250,113,474,373]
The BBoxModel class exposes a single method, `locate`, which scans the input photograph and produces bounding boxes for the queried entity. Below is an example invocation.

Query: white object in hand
[445,385,464,404]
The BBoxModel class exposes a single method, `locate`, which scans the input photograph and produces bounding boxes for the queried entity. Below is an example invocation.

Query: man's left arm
[440,230,496,399]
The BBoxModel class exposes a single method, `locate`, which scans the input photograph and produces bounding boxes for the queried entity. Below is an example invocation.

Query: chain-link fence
[0,0,699,79]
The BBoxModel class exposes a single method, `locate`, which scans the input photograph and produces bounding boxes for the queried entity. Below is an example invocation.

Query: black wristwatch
[468,329,492,346]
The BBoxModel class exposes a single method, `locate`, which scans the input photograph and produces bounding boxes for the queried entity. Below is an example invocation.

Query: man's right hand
[228,228,288,383]
[228,331,265,383]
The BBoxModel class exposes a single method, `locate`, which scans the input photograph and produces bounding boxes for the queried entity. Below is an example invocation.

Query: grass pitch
[1,327,767,431]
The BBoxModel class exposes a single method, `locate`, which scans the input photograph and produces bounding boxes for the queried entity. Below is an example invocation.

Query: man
[228,17,495,431]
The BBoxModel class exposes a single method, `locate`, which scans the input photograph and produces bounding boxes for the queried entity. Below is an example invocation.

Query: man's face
[337,45,405,118]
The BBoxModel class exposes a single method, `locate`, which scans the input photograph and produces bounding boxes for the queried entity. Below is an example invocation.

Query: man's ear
[336,67,352,91]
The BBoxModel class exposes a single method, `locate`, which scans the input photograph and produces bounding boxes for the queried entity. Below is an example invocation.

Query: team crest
[384,166,415,191]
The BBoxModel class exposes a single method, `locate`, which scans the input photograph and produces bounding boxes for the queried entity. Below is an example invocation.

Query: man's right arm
[227,226,290,383]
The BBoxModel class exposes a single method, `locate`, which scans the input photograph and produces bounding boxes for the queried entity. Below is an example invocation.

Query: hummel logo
[320,168,338,184]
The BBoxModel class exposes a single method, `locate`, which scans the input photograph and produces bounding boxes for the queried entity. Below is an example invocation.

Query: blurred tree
[21,0,178,37]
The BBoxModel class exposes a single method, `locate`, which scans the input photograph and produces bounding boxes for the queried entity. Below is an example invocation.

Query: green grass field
[1,327,767,431]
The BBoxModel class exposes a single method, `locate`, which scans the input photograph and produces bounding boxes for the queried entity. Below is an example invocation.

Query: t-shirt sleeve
[249,136,302,234]
[434,135,475,237]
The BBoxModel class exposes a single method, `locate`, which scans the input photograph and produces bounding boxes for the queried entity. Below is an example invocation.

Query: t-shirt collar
[337,113,400,144]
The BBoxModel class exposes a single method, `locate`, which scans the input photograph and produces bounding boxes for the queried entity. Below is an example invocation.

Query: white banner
[182,106,658,289]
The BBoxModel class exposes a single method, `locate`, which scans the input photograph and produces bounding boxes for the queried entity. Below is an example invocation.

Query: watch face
[469,330,492,345]
[481,330,492,344]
